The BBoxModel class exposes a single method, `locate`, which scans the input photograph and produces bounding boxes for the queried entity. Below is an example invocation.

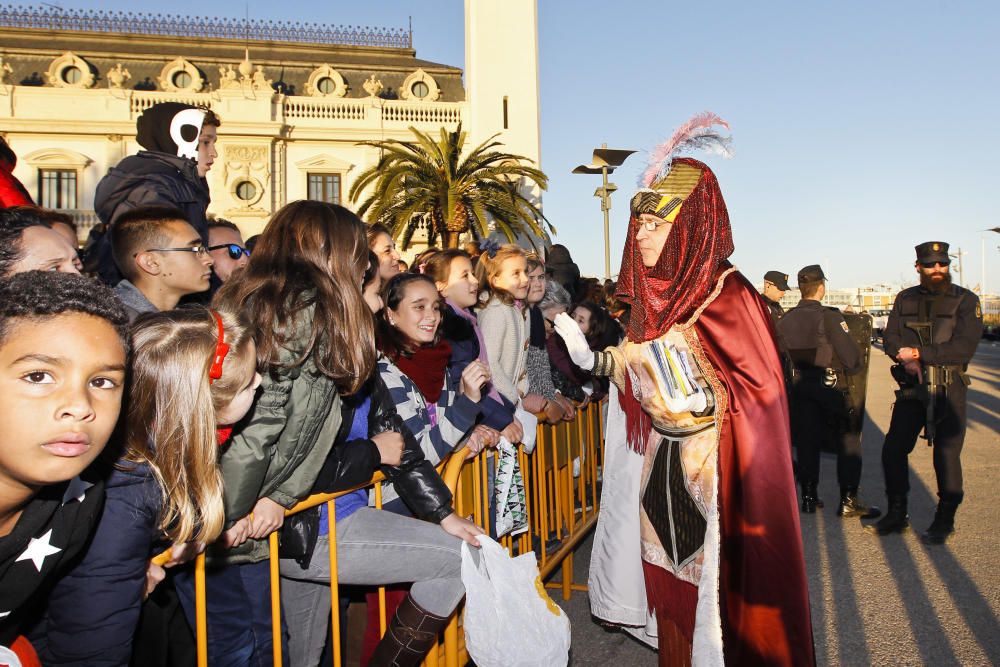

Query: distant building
[0,1,542,248]
[778,283,902,313]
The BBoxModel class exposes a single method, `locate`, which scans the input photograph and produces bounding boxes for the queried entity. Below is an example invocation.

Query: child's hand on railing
[248,497,285,539]
[440,511,485,547]
[372,430,405,465]
[500,418,524,445]
[220,516,251,548]
[466,425,500,458]
[143,561,166,600]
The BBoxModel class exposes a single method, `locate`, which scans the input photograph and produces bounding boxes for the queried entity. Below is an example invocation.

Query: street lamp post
[573,144,636,280]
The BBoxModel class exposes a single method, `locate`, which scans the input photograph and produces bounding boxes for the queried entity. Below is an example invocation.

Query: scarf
[393,340,452,404]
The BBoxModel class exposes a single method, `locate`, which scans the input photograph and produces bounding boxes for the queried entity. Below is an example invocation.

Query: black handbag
[279,505,321,568]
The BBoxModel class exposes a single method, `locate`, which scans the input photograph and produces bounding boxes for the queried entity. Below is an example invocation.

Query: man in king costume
[555,113,815,666]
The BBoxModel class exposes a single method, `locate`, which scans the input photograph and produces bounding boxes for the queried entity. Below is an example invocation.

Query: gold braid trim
[676,265,738,332]
[682,327,729,453]
[592,345,628,392]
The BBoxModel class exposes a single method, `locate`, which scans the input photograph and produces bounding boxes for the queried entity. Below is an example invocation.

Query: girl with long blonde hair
[34,306,260,666]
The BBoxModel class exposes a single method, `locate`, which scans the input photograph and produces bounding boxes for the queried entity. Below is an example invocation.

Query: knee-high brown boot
[366,595,449,667]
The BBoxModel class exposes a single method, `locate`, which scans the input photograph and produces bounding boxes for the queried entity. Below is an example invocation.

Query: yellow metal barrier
[167,399,605,667]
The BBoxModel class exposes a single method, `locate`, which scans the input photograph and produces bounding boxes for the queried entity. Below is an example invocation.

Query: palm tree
[349,124,552,249]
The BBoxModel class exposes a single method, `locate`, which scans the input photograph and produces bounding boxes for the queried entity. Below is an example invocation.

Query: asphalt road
[559,341,1000,666]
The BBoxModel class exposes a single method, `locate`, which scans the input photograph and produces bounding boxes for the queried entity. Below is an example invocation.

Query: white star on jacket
[16,528,62,572]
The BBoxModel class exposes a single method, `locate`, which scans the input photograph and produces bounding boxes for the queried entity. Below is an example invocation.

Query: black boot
[921,499,959,545]
[866,495,908,535]
[368,595,449,667]
[800,482,824,513]
[837,487,882,519]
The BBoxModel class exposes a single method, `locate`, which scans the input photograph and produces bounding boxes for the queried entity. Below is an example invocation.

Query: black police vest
[781,306,842,370]
[895,289,962,345]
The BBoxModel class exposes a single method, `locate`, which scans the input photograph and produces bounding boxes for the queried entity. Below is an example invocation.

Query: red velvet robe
[684,268,814,666]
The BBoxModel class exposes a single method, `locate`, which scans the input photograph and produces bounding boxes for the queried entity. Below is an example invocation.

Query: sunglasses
[920,261,949,269]
[209,243,251,260]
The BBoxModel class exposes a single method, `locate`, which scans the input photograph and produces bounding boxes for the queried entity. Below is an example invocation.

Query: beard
[920,271,952,294]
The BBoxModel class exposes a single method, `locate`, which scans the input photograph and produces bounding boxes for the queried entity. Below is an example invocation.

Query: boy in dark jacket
[87,102,219,285]
[0,271,128,662]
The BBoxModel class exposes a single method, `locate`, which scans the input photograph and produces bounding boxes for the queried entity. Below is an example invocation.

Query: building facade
[0,1,541,247]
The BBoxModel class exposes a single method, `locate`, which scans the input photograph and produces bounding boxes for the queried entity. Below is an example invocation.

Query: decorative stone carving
[223,144,270,212]
[362,74,384,98]
[218,64,239,90]
[106,64,131,89]
[305,65,348,98]
[251,65,272,93]
[45,52,96,89]
[0,57,12,84]
[158,57,204,92]
[399,68,440,102]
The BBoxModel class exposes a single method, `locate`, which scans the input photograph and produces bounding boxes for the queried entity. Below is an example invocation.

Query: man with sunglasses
[207,219,250,283]
[110,206,214,321]
[871,241,983,543]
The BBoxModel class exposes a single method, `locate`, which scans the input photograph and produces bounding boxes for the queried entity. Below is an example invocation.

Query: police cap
[797,264,826,286]
[915,241,950,265]
[764,270,791,291]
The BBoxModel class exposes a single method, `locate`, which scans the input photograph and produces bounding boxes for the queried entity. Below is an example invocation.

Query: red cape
[695,269,815,666]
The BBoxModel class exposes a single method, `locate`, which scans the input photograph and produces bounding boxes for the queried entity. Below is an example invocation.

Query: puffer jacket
[88,151,210,285]
[213,306,344,565]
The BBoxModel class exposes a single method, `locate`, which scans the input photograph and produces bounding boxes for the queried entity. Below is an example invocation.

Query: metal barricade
[158,399,605,666]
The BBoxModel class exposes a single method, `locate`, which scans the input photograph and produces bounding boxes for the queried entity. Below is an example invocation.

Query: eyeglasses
[209,243,251,260]
[142,245,209,257]
[638,217,671,232]
[920,261,950,269]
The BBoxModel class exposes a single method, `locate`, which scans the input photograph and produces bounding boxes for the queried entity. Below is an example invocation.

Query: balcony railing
[0,4,412,48]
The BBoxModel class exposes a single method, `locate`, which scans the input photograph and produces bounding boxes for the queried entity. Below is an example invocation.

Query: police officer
[870,242,982,543]
[762,270,791,324]
[778,265,879,517]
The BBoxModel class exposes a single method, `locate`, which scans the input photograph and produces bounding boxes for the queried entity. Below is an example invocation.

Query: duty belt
[791,366,846,388]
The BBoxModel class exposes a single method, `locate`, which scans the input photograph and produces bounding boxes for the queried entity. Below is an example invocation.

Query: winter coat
[214,304,343,565]
[477,298,529,404]
[441,304,517,430]
[30,462,161,667]
[88,152,210,285]
[376,354,481,508]
[0,472,104,647]
[281,374,454,568]
[0,163,33,208]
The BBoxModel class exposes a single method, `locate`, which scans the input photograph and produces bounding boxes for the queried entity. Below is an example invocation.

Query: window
[38,169,77,209]
[235,181,257,202]
[308,173,341,204]
[61,66,82,85]
[316,77,336,94]
[172,70,193,89]
[411,81,430,99]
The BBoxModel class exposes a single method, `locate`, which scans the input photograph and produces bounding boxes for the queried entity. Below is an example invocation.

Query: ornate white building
[0,0,542,244]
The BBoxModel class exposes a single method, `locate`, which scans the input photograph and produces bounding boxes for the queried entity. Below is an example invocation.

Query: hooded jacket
[87,103,211,285]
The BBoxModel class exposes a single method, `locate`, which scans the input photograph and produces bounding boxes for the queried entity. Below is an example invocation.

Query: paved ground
[557,341,1000,666]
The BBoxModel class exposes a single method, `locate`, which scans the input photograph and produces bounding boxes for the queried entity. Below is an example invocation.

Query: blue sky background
[55,0,1000,291]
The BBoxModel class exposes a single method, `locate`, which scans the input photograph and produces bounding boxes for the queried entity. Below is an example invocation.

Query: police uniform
[872,242,982,543]
[777,265,878,516]
[762,269,790,324]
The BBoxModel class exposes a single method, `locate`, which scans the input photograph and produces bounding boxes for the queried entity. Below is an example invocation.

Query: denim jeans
[175,559,289,667]
[279,508,472,667]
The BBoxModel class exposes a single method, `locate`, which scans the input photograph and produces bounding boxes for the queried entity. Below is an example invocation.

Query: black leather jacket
[282,373,453,565]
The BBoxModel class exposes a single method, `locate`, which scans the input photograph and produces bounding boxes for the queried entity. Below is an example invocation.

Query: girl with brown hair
[34,306,259,666]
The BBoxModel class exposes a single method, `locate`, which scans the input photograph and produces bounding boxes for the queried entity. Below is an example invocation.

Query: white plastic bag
[461,536,571,667]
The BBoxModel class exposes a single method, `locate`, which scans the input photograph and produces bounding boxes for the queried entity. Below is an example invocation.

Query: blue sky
[56,0,1000,291]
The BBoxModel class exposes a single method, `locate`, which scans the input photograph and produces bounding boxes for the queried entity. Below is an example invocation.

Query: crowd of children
[0,103,623,667]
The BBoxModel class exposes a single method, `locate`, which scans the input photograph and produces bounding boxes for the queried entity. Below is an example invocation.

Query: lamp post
[949,247,967,287]
[573,144,636,280]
